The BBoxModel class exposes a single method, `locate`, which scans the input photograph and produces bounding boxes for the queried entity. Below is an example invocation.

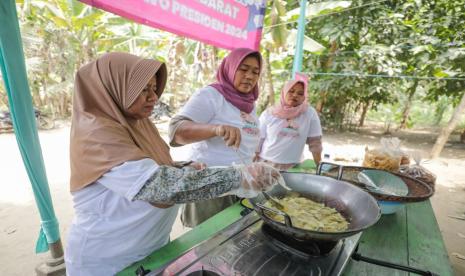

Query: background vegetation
[0,0,464,157]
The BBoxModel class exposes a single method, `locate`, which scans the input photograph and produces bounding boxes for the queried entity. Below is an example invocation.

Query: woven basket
[318,163,433,203]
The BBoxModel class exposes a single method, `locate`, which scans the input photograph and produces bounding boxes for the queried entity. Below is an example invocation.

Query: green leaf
[268,0,288,48]
[433,70,449,78]
[287,29,326,53]
[285,1,352,20]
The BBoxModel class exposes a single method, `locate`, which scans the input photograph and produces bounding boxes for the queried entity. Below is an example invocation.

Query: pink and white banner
[80,0,266,50]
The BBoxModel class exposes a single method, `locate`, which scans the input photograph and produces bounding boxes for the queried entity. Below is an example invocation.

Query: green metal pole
[292,0,308,79]
[0,0,63,260]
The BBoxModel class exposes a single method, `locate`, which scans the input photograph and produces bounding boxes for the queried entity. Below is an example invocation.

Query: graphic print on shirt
[240,111,259,137]
[278,118,300,138]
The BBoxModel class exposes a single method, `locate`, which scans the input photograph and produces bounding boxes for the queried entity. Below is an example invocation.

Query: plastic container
[358,170,409,197]
[378,200,403,215]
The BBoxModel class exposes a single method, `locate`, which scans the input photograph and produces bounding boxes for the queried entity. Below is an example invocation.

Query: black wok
[249,172,381,242]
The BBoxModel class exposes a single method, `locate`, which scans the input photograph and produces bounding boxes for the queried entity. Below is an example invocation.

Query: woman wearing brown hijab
[64,52,282,275]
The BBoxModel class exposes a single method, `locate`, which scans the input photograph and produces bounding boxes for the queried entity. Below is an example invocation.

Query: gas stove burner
[151,213,362,276]
[186,270,220,276]
[262,224,339,257]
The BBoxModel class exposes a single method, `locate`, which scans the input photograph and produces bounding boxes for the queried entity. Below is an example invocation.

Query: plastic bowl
[359,170,409,197]
[378,200,404,215]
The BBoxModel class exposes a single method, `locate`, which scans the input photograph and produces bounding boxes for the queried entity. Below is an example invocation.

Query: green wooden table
[343,200,453,276]
[119,160,453,276]
[120,200,452,276]
[119,203,245,275]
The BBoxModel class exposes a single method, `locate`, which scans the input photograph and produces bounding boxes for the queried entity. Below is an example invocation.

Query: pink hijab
[210,48,262,114]
[272,73,309,119]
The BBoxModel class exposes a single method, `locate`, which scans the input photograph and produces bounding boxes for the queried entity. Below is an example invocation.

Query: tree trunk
[430,91,465,158]
[398,80,418,129]
[211,46,218,70]
[359,101,370,127]
[315,92,326,113]
[41,77,47,107]
[314,41,338,113]
[256,49,275,113]
[167,38,186,107]
[334,96,346,130]
[265,49,275,106]
[434,102,447,125]
[59,93,67,118]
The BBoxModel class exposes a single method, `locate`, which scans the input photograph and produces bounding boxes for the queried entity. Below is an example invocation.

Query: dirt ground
[0,123,464,275]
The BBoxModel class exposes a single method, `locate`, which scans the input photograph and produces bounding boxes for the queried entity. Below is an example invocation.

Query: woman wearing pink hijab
[169,48,263,227]
[255,75,323,170]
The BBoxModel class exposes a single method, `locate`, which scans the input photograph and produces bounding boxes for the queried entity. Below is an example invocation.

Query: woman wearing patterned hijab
[65,52,280,275]
[169,48,263,227]
[255,75,323,171]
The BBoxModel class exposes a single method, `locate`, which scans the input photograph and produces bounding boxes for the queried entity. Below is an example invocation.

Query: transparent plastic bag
[363,138,407,172]
[399,152,436,190]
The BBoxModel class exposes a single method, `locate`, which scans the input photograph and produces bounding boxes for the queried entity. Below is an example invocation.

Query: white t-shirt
[178,86,260,166]
[65,158,179,276]
[258,107,322,164]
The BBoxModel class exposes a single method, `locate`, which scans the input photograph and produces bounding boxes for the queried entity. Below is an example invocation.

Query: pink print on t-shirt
[278,119,300,138]
[240,112,259,136]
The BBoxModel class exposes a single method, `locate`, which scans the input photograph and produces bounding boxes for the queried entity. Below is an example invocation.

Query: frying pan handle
[256,203,293,227]
[317,162,344,180]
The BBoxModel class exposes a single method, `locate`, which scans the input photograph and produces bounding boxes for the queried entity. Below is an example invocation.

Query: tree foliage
[0,0,463,139]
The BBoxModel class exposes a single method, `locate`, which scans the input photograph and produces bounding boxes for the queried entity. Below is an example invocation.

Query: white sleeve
[258,109,269,139]
[97,158,159,201]
[307,108,323,137]
[178,87,218,124]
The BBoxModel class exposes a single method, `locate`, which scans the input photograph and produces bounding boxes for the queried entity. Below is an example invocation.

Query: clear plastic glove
[188,162,206,170]
[234,162,284,198]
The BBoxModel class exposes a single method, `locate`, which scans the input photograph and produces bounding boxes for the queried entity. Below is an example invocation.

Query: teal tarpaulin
[0,0,60,253]
[292,0,308,78]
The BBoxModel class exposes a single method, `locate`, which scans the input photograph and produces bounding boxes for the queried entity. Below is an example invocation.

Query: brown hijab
[70,52,173,192]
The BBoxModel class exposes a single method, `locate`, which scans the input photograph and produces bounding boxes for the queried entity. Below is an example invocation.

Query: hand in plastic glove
[214,124,242,148]
[172,161,206,170]
[238,162,283,194]
[253,152,260,162]
[189,162,206,170]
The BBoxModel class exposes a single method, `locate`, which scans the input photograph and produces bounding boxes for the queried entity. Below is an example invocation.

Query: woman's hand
[189,162,206,170]
[253,152,260,162]
[172,161,206,170]
[238,162,283,191]
[213,124,242,148]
